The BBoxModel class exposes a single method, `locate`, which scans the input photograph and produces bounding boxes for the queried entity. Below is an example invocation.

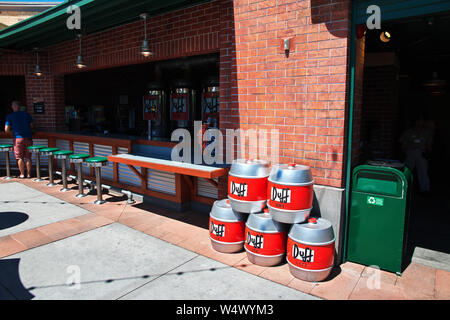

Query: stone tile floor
[0,177,449,300]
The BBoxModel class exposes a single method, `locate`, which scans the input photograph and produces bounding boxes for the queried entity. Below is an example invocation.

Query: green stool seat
[86,156,108,167]
[55,150,74,192]
[86,157,108,205]
[70,154,91,198]
[54,150,74,159]
[0,144,13,151]
[28,145,46,152]
[40,148,59,186]
[0,144,13,180]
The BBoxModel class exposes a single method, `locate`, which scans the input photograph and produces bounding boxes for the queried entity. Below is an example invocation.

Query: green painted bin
[347,164,413,275]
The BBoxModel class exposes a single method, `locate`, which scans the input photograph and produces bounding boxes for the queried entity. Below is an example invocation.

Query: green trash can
[347,163,413,275]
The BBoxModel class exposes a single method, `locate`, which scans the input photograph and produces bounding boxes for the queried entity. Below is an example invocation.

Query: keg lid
[229,159,270,178]
[288,218,334,245]
[269,163,313,186]
[246,211,286,233]
[211,199,246,222]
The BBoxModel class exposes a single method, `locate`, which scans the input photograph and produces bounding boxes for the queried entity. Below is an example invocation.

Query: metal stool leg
[34,153,43,182]
[75,163,86,198]
[4,151,13,180]
[60,159,70,192]
[94,167,105,205]
[47,155,56,187]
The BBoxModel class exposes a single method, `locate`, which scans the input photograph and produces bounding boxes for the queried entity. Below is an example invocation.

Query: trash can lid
[86,156,108,163]
[69,154,91,159]
[288,218,335,246]
[210,199,246,222]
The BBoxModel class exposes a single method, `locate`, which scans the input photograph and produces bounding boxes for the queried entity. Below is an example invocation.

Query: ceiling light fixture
[75,34,87,69]
[34,48,42,77]
[140,13,152,58]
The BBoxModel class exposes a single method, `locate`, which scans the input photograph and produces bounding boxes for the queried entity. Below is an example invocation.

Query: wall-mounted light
[75,34,87,69]
[380,30,391,43]
[140,13,152,58]
[284,38,290,57]
[33,48,42,77]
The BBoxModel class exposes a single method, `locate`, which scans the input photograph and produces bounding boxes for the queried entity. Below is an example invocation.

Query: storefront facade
[8,0,449,265]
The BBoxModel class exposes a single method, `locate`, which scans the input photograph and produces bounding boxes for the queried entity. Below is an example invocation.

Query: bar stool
[54,150,74,192]
[0,144,13,180]
[27,145,46,182]
[69,154,90,198]
[39,147,60,187]
[85,156,108,205]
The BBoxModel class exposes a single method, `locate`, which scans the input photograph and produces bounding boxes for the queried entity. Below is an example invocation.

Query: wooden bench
[107,154,228,205]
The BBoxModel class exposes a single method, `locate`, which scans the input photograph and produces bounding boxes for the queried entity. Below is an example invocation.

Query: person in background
[4,101,34,179]
[399,117,433,194]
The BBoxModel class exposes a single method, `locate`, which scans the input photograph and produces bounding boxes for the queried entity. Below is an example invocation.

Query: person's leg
[417,156,431,193]
[17,158,25,178]
[25,139,32,178]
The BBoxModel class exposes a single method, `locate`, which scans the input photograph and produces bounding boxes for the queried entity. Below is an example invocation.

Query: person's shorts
[13,138,33,160]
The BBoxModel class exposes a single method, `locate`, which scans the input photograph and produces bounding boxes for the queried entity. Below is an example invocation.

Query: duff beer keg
[209,199,246,253]
[228,159,270,214]
[286,218,335,282]
[267,163,314,224]
[244,210,287,267]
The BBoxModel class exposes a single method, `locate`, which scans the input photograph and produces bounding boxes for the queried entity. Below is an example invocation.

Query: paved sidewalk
[0,179,449,300]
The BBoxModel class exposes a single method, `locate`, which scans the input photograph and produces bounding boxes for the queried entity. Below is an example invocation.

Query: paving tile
[435,269,450,300]
[309,269,360,300]
[203,247,247,267]
[233,256,268,276]
[395,263,436,299]
[73,214,114,229]
[259,262,295,286]
[10,229,54,249]
[35,222,77,241]
[361,266,398,286]
[287,277,318,295]
[349,277,407,300]
[0,236,28,258]
[340,262,365,277]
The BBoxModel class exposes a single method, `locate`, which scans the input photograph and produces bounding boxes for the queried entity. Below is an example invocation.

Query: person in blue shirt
[4,101,34,178]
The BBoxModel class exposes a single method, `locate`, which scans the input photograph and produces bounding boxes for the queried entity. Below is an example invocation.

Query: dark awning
[0,0,211,51]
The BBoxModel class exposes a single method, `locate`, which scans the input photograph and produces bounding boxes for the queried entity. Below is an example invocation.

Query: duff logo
[271,186,291,204]
[293,244,314,263]
[210,222,225,238]
[247,232,264,249]
[230,181,248,197]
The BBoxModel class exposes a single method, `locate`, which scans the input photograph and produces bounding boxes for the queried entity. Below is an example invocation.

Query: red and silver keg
[209,199,246,253]
[244,210,287,267]
[286,218,335,282]
[228,159,270,214]
[267,163,314,224]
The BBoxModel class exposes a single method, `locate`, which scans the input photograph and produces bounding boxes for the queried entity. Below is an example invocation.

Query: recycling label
[366,196,384,207]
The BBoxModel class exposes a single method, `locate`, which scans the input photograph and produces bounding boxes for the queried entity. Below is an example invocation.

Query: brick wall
[1,0,352,191]
[224,0,351,188]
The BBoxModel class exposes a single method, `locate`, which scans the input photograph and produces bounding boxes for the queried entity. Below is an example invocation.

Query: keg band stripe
[210,237,245,245]
[268,179,314,186]
[244,247,285,258]
[286,259,333,273]
[245,225,286,234]
[227,197,267,204]
[288,237,336,246]
[267,204,312,213]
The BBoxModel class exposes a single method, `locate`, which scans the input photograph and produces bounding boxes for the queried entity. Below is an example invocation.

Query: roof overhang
[0,0,212,51]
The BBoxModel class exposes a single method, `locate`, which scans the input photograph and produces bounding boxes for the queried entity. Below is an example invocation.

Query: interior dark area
[361,12,450,257]
[0,76,26,129]
[64,52,219,139]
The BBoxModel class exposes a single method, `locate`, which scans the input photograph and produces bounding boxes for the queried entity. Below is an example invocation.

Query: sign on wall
[33,97,45,114]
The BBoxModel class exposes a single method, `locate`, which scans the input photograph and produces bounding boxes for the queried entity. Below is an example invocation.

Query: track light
[140,13,152,57]
[75,34,87,69]
[380,30,391,43]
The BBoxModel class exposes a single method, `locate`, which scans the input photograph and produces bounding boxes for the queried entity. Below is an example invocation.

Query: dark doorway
[359,12,450,260]
[0,76,26,128]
